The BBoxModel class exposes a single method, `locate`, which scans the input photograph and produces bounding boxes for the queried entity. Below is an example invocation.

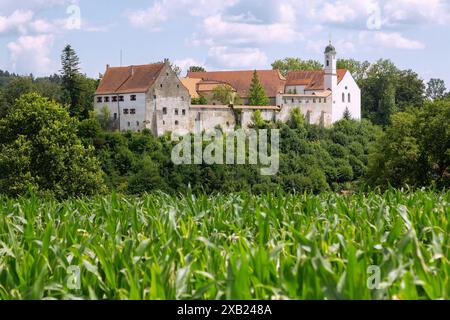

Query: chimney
[164,58,169,65]
[106,64,110,70]
[131,66,135,76]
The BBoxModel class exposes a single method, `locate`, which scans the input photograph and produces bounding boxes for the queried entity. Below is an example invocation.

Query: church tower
[324,41,337,91]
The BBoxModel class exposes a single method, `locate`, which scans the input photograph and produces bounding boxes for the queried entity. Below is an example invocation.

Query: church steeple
[324,41,337,91]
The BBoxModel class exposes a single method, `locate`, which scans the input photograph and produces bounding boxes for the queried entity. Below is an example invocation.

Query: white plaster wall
[285,85,305,94]
[94,93,147,131]
[332,71,361,122]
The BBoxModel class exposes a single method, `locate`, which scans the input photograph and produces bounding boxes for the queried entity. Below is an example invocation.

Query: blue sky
[1,0,449,87]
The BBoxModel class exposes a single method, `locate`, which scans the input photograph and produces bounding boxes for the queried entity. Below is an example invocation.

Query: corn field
[0,189,449,300]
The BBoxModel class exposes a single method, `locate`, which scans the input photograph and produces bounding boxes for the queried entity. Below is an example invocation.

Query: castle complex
[94,43,361,136]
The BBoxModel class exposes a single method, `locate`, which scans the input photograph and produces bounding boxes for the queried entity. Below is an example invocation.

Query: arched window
[348,93,351,103]
[342,93,345,102]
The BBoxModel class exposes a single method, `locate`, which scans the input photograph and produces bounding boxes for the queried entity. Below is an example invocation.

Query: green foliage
[426,78,447,100]
[0,93,106,198]
[60,45,95,120]
[350,59,426,126]
[248,71,269,106]
[0,189,448,299]
[249,110,265,128]
[188,66,206,73]
[288,108,306,129]
[127,157,167,194]
[212,84,235,105]
[191,95,208,105]
[366,99,450,188]
[337,59,371,82]
[271,58,322,77]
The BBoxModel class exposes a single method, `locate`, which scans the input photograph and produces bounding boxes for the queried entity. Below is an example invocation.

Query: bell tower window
[327,60,330,67]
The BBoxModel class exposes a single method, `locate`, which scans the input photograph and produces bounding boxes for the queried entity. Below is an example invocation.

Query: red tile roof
[96,63,165,94]
[187,70,286,98]
[286,69,347,90]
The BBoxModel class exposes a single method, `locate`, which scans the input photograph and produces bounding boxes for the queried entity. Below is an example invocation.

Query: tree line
[0,46,448,198]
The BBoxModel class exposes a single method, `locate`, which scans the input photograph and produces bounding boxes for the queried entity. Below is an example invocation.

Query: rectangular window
[97,97,102,103]
[105,97,110,102]
[323,98,326,103]
[130,95,136,101]
[123,109,129,115]
[163,107,167,115]
[113,113,117,120]
[175,109,179,115]
[182,109,186,116]
[313,99,316,103]
[119,96,124,102]
[130,109,136,115]
[112,96,118,102]
[127,122,130,127]
[136,121,140,126]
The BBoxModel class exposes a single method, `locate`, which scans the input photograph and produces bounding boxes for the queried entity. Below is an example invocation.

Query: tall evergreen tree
[60,44,82,118]
[248,70,269,106]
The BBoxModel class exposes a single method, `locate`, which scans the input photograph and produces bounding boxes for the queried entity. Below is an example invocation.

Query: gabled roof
[187,70,286,98]
[286,69,347,90]
[180,77,201,98]
[96,63,166,94]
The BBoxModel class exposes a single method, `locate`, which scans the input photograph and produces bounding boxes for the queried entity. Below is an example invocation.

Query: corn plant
[0,189,448,300]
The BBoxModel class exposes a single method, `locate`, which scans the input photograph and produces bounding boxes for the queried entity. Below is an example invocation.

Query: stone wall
[145,63,191,136]
[189,106,236,133]
[276,94,333,126]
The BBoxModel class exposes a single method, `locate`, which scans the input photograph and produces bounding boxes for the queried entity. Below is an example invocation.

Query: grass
[0,189,448,300]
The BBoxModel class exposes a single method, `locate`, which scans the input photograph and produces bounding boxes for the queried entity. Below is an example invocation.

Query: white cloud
[7,34,55,75]
[174,58,205,75]
[126,1,168,31]
[383,0,450,26]
[0,10,34,35]
[187,0,240,17]
[202,14,302,45]
[127,0,240,31]
[208,46,268,68]
[0,0,68,13]
[360,31,425,50]
[373,32,425,50]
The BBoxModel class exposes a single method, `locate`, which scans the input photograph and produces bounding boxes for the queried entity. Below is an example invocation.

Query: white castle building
[94,43,361,136]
